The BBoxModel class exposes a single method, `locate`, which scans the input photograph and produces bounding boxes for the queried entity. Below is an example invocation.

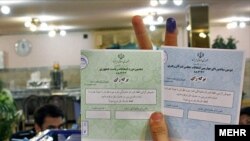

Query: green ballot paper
[80,49,163,141]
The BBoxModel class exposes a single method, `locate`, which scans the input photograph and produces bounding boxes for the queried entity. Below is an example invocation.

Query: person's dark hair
[240,106,250,116]
[34,104,64,127]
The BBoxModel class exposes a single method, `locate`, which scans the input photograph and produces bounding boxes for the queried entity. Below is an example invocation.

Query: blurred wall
[0,32,94,68]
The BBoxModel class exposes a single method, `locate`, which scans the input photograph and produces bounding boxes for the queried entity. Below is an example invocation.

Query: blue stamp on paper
[80,55,88,69]
[81,121,88,136]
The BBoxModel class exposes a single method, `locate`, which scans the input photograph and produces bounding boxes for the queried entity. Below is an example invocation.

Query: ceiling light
[239,22,246,28]
[24,20,32,28]
[40,22,48,30]
[143,14,154,24]
[226,22,237,29]
[48,29,67,37]
[149,25,156,31]
[157,16,164,23]
[30,24,37,32]
[48,30,56,37]
[150,0,158,7]
[199,32,206,38]
[225,16,248,29]
[186,24,191,31]
[23,17,68,34]
[24,18,41,28]
[173,0,183,6]
[159,0,168,5]
[143,12,164,25]
[59,30,67,36]
[1,5,10,15]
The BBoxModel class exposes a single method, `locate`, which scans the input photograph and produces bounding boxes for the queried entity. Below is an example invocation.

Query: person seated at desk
[10,104,65,140]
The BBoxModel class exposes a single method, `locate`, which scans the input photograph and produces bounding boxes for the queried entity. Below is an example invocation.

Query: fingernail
[151,112,163,121]
[166,17,176,33]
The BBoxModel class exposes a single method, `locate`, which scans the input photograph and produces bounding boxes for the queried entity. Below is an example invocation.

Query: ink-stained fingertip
[166,17,176,33]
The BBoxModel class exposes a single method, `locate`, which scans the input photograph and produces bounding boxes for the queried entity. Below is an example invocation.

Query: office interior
[0,0,249,137]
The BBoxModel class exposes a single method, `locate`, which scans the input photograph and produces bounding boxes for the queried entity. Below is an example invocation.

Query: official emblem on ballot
[80,49,163,141]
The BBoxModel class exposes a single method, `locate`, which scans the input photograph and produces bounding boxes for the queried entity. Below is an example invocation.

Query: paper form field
[164,108,184,118]
[115,111,153,119]
[86,111,111,119]
[188,110,231,123]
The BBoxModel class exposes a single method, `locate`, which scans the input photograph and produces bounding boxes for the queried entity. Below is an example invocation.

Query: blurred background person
[10,104,65,140]
[239,106,250,125]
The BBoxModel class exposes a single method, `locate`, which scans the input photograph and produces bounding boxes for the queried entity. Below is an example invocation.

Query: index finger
[164,17,177,46]
[132,15,152,50]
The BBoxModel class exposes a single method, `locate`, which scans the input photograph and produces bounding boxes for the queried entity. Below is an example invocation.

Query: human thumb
[149,112,169,141]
